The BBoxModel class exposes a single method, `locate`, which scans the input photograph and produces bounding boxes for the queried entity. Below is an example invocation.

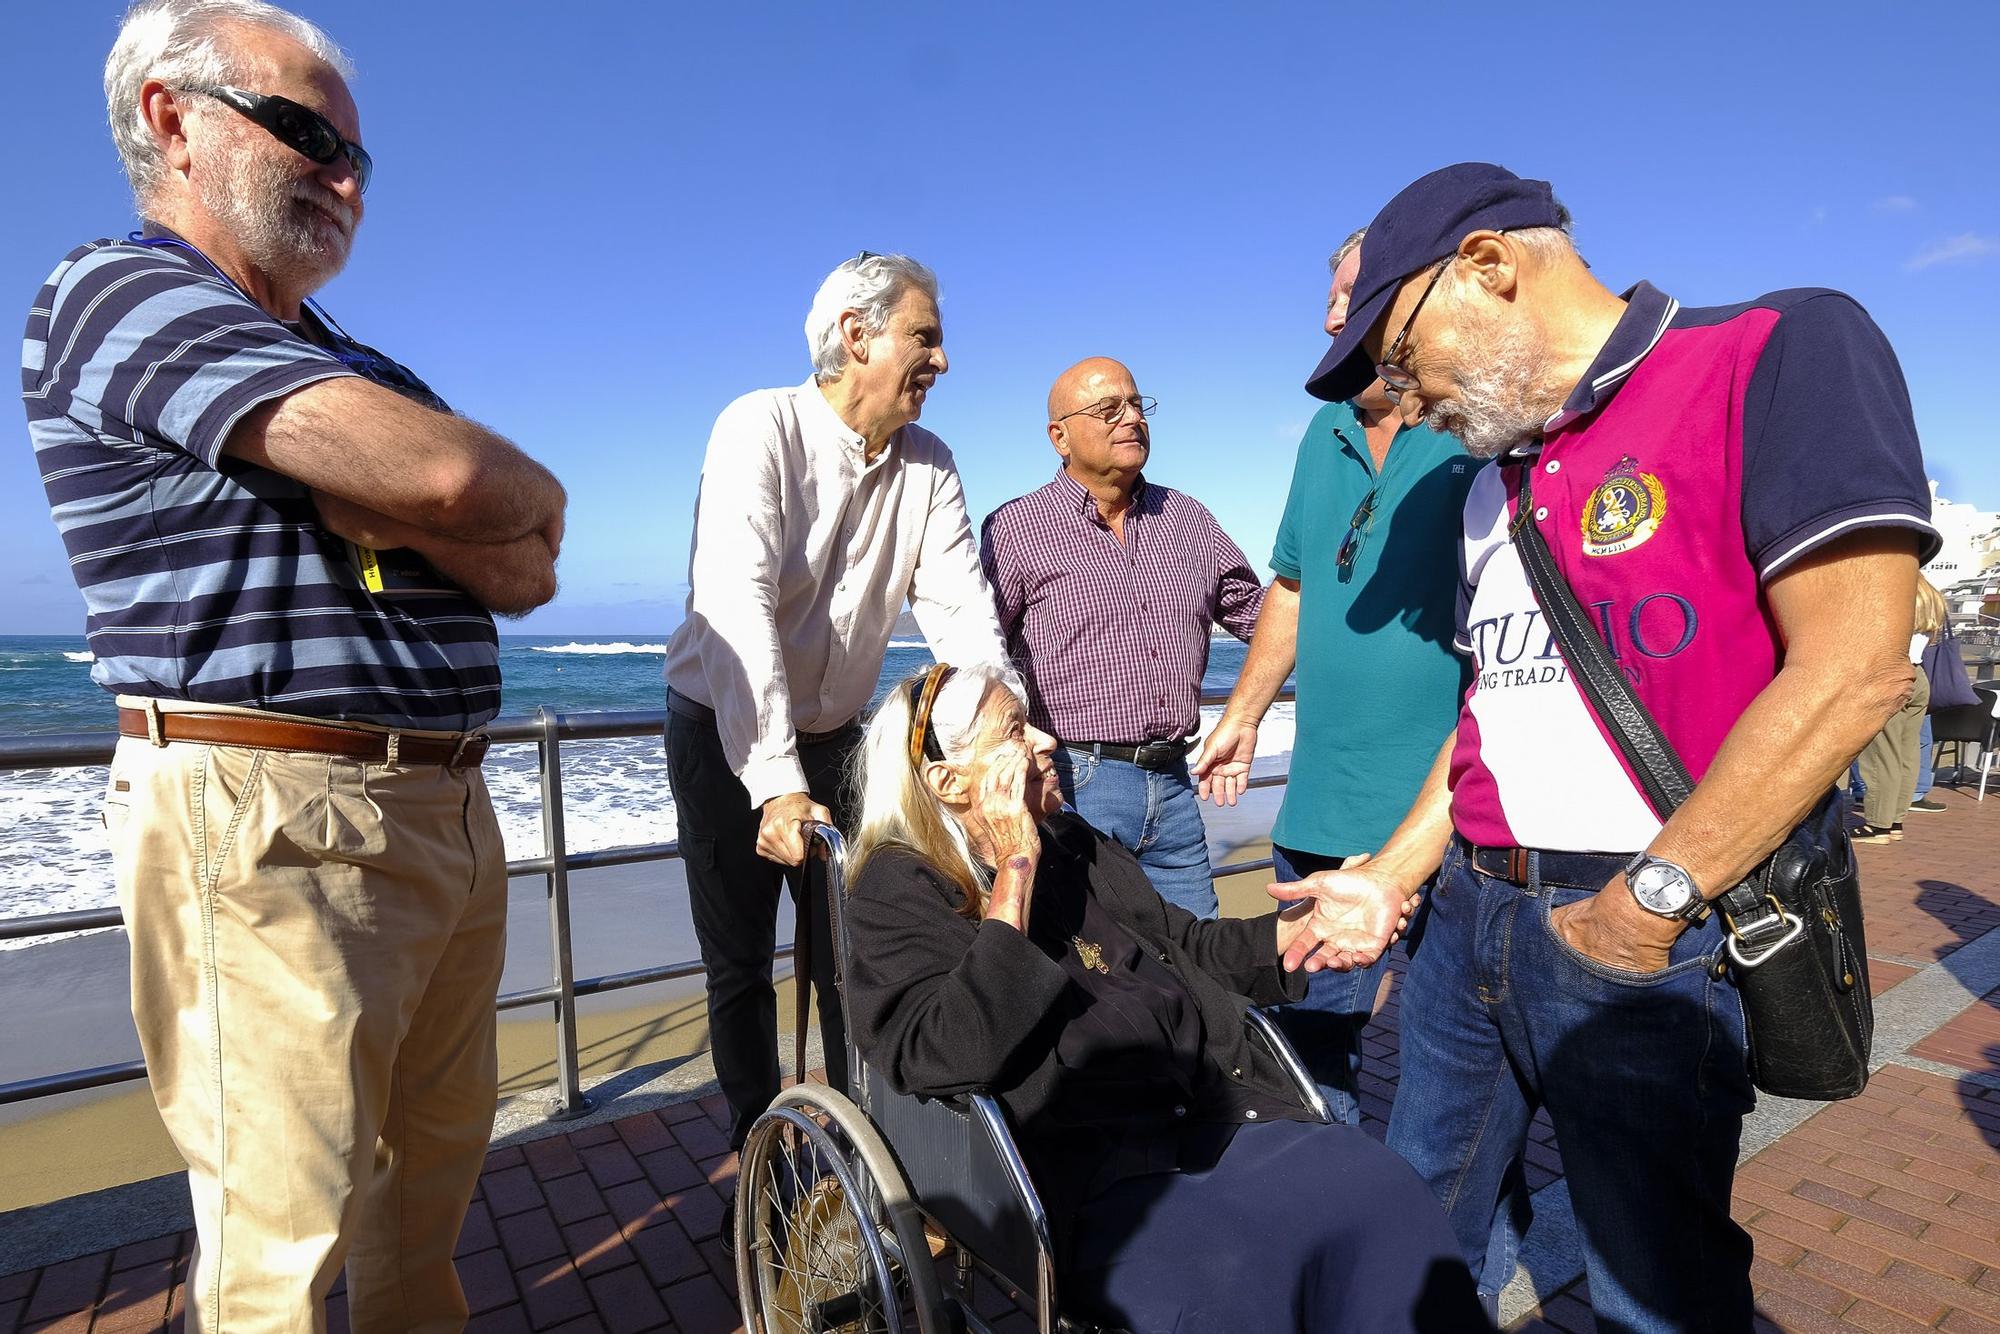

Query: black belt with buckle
[1066,738,1192,773]
[1460,838,1632,890]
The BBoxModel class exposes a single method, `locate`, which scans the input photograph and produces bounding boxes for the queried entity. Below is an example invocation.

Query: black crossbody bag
[1510,463,1873,1101]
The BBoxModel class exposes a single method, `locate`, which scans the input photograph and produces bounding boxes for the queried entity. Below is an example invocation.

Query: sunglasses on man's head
[179,84,373,195]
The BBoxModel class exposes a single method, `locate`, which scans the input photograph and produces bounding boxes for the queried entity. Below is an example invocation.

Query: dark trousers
[664,701,856,1151]
[1066,1118,1488,1333]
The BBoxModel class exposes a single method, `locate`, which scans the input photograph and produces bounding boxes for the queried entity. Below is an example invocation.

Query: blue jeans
[1052,747,1218,919]
[1386,840,1755,1330]
[1917,715,1935,799]
[1264,844,1391,1127]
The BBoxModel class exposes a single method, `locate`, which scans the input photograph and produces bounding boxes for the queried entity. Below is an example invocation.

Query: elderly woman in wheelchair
[834,663,1488,1333]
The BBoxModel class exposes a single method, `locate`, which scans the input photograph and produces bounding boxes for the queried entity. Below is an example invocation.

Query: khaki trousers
[1857,669,1931,828]
[106,713,507,1334]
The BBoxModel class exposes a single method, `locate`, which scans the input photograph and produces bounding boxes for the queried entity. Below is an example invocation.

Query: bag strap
[1509,462,1771,927]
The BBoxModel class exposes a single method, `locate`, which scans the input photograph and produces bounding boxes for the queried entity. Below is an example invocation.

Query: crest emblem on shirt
[1580,455,1666,557]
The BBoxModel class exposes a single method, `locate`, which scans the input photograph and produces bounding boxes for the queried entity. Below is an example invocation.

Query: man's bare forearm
[1651,534,1918,898]
[1220,577,1300,724]
[1371,736,1458,894]
[314,491,558,615]
[232,379,566,544]
[405,531,559,616]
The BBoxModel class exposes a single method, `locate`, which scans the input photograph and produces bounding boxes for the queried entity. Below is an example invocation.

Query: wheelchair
[733,822,1333,1334]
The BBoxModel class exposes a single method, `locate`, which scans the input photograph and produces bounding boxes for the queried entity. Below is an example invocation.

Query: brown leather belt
[1459,838,1630,890]
[117,707,491,770]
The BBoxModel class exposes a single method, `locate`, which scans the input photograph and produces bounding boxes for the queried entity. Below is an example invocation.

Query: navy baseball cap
[1306,163,1563,403]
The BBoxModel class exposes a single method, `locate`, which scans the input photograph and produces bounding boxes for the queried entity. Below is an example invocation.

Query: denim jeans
[1917,715,1935,799]
[1052,747,1218,918]
[1386,839,1755,1331]
[1262,844,1390,1127]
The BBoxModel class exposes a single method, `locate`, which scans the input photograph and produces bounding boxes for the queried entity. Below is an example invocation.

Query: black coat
[844,812,1313,1191]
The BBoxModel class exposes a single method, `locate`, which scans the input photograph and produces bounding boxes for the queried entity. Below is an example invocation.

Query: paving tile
[20,1311,93,1334]
[483,1164,547,1218]
[625,1219,705,1290]
[583,1264,670,1333]
[1796,1252,1947,1325]
[516,1256,594,1330]
[523,1135,585,1181]
[485,1145,527,1171]
[567,1124,619,1148]
[541,1171,610,1227]
[22,1252,107,1323]
[0,1300,22,1331]
[662,1183,726,1242]
[637,1145,705,1194]
[108,1234,181,1274]
[1750,1256,1851,1317]
[456,1247,520,1316]
[658,1097,706,1126]
[697,1152,738,1190]
[91,1259,176,1332]
[498,1208,569,1268]
[579,1142,646,1190]
[458,1199,500,1259]
[612,1112,679,1157]
[0,1270,35,1302]
[465,1303,534,1333]
[559,1213,635,1280]
[671,1115,730,1163]
[659,1273,736,1334]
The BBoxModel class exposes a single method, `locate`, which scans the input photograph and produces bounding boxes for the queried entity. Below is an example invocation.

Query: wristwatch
[1622,852,1710,923]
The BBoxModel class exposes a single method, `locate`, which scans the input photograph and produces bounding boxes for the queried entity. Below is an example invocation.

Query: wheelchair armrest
[1243,1006,1334,1125]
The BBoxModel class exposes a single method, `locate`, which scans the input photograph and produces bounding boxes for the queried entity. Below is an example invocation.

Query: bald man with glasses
[980,357,1264,918]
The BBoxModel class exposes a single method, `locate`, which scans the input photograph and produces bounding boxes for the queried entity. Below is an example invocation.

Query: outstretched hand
[1269,861,1410,973]
[1191,717,1257,806]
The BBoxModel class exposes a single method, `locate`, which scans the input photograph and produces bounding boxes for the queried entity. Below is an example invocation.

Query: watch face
[1631,862,1693,914]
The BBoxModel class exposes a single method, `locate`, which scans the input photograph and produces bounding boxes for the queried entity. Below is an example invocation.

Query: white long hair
[848,663,1024,919]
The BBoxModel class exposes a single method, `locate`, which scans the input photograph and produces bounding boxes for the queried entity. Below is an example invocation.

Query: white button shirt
[663,380,1007,807]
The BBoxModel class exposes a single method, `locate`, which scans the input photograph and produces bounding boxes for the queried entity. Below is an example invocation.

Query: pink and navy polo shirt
[1448,282,1940,853]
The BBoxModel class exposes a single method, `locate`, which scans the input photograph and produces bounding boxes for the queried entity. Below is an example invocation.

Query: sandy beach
[0,788,1286,1212]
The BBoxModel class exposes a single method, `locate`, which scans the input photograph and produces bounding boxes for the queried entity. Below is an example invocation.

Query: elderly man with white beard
[22,1,564,1328]
[1286,163,1937,1328]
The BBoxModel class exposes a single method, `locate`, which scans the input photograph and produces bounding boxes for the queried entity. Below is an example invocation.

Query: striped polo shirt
[1447,282,1940,852]
[21,226,501,730]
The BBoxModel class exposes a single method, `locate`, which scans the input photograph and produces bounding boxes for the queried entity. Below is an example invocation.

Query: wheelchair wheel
[737,1084,950,1334]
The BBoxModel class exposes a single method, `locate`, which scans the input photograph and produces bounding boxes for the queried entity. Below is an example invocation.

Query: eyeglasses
[1375,258,1451,402]
[1336,489,1377,575]
[907,663,956,768]
[179,84,373,195]
[1055,396,1157,427]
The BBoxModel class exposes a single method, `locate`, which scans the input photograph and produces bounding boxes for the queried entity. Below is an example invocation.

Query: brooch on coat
[1072,936,1110,974]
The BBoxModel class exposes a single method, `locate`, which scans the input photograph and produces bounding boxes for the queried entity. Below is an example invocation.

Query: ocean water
[0,636,1292,946]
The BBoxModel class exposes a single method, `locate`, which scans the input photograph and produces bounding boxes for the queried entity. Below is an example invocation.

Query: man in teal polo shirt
[1196,229,1474,1123]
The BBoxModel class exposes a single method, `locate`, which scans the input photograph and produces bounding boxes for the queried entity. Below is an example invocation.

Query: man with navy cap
[1280,163,1936,1325]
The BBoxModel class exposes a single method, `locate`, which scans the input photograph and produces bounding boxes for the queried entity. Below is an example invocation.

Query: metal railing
[0,688,1295,1116]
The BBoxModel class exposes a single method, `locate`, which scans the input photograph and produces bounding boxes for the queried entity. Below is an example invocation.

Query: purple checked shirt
[980,469,1265,745]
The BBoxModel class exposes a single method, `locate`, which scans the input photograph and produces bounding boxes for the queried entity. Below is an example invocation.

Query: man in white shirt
[662,253,1006,1168]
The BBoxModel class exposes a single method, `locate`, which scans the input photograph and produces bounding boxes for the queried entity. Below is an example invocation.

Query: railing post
[538,706,592,1118]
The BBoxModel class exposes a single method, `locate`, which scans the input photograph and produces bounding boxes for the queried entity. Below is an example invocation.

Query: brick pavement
[3,789,1994,1332]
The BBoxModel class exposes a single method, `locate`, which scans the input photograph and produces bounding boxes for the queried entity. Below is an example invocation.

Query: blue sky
[5,0,1996,636]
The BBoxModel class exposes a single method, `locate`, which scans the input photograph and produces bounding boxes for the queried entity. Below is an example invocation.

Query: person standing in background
[982,356,1264,918]
[661,253,1007,1195]
[1195,228,1476,1125]
[1855,577,1947,839]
